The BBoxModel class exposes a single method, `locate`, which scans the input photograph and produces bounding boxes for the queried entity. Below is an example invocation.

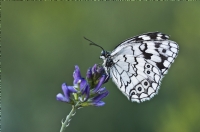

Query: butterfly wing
[109,32,179,103]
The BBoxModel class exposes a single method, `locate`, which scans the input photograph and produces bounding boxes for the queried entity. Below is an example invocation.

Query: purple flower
[73,65,83,85]
[93,75,106,93]
[91,101,105,107]
[85,64,109,106]
[56,64,109,107]
[91,64,97,74]
[86,67,92,81]
[56,83,77,103]
[73,65,90,101]
[90,88,109,106]
[87,64,109,86]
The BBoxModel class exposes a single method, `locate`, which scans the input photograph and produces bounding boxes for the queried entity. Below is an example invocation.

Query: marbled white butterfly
[85,32,179,103]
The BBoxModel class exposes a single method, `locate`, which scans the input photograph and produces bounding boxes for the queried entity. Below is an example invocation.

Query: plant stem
[60,105,76,132]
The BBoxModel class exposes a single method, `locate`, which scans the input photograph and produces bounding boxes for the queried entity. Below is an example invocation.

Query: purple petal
[93,75,106,93]
[86,67,92,80]
[56,93,70,102]
[91,64,97,74]
[80,85,90,102]
[97,87,106,93]
[79,79,87,91]
[68,86,77,93]
[85,85,90,100]
[96,66,104,74]
[92,101,105,107]
[73,65,82,84]
[92,90,109,103]
[62,83,69,99]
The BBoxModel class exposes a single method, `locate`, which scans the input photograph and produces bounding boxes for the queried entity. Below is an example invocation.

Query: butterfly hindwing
[110,56,162,103]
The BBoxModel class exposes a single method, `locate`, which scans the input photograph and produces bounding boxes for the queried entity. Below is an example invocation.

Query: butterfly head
[100,50,110,59]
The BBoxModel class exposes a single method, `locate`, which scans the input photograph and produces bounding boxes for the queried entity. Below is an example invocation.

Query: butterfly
[85,32,179,103]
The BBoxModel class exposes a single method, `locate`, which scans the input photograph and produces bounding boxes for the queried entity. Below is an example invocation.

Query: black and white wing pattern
[105,32,179,103]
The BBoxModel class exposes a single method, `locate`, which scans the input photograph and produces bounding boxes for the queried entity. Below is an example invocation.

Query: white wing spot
[163,60,170,67]
[156,37,162,40]
[152,83,158,90]
[153,67,160,74]
[140,93,148,98]
[168,57,173,62]
[140,44,146,50]
[151,55,162,62]
[165,50,173,56]
[172,53,177,58]
[171,47,178,53]
[154,74,160,83]
[139,35,150,40]
[170,42,178,48]
[148,87,154,95]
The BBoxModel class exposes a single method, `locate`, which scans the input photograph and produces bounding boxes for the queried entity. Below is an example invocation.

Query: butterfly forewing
[107,32,179,103]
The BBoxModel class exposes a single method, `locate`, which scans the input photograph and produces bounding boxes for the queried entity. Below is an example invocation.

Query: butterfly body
[99,32,179,103]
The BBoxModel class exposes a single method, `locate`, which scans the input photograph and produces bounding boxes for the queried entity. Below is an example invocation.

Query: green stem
[59,105,76,132]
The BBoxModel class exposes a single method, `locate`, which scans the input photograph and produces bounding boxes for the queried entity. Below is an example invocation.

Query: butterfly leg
[104,68,110,83]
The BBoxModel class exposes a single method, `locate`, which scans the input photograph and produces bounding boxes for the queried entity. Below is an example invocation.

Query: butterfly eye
[162,49,166,53]
[129,90,138,101]
[141,80,150,89]
[144,82,148,86]
[101,51,106,56]
[145,63,152,69]
[138,87,142,91]
[135,84,144,94]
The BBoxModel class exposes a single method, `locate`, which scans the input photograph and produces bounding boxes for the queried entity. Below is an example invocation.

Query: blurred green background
[2,2,200,132]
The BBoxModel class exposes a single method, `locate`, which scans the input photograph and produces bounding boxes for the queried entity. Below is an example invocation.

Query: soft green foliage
[2,2,200,132]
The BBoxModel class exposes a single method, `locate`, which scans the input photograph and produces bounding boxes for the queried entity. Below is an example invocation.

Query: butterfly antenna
[84,37,105,52]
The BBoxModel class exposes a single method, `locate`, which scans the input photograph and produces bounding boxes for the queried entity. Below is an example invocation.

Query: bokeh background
[2,2,200,132]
